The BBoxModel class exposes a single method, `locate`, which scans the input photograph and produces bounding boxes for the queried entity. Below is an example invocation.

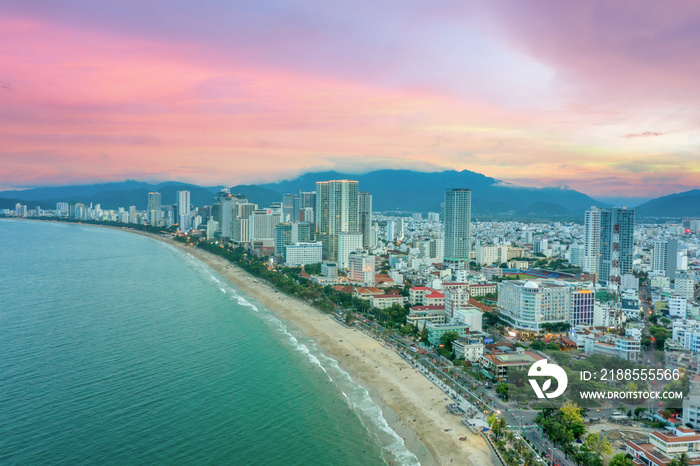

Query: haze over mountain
[2,169,699,219]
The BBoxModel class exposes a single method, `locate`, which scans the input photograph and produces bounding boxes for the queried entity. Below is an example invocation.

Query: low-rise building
[469,283,496,297]
[626,427,700,466]
[423,291,445,307]
[444,287,470,319]
[409,286,436,305]
[426,321,469,347]
[670,295,688,319]
[479,350,544,382]
[354,287,384,300]
[672,320,700,352]
[321,261,338,279]
[370,294,406,309]
[407,306,447,329]
[453,336,485,362]
[583,335,641,361]
[284,242,323,266]
[482,266,503,280]
[452,306,484,332]
[683,386,700,429]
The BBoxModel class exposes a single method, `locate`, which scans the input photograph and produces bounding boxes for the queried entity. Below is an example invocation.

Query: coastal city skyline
[5,172,700,465]
[4,2,700,465]
[2,1,700,198]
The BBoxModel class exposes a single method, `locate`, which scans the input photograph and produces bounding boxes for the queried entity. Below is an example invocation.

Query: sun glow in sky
[1,1,699,199]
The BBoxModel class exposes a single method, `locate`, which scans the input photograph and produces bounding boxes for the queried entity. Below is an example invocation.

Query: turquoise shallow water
[0,220,420,465]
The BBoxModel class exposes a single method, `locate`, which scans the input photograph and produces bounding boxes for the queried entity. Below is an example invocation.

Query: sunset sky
[1,1,699,200]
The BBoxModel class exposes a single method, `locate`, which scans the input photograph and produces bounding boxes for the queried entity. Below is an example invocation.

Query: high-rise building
[386,220,396,242]
[274,222,313,256]
[234,202,257,243]
[282,194,296,222]
[599,207,635,287]
[583,207,601,276]
[337,232,363,269]
[300,191,316,209]
[249,209,281,241]
[444,189,471,263]
[653,239,678,278]
[220,198,236,239]
[358,191,372,249]
[128,205,137,224]
[177,190,191,231]
[396,217,405,240]
[148,192,162,226]
[568,243,584,267]
[56,202,69,217]
[206,220,219,240]
[300,207,314,223]
[292,195,301,222]
[315,180,359,261]
[275,223,293,255]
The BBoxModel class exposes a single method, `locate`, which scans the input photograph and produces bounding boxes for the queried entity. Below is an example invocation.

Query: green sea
[0,219,420,465]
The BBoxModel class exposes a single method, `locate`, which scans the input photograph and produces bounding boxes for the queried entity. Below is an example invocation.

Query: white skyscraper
[444,189,471,263]
[337,232,363,269]
[148,192,162,226]
[653,239,678,278]
[583,207,601,276]
[177,190,191,231]
[386,220,396,242]
[315,180,360,261]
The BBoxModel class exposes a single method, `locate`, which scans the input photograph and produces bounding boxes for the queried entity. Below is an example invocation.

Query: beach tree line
[196,242,416,330]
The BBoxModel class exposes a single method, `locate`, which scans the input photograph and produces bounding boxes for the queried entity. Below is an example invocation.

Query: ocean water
[0,220,420,465]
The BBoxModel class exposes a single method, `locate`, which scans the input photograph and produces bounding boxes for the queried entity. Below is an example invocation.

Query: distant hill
[0,197,54,210]
[634,189,700,218]
[261,169,605,218]
[7,170,697,220]
[0,181,282,210]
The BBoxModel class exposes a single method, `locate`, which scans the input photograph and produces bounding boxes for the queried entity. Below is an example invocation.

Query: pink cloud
[1,4,699,198]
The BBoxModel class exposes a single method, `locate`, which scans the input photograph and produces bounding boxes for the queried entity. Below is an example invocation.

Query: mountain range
[1,170,698,220]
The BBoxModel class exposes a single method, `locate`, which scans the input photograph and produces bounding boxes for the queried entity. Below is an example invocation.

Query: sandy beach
[140,233,495,466]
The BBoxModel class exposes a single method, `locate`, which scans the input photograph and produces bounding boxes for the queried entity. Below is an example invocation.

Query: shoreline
[16,220,495,466]
[158,237,495,466]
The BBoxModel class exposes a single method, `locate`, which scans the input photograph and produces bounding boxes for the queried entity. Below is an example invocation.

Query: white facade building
[284,242,323,266]
[337,232,364,269]
[669,295,688,319]
[348,252,376,284]
[497,280,571,335]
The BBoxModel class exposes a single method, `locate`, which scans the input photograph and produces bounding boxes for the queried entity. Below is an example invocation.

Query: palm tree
[522,449,537,466]
[670,452,691,466]
[504,430,516,446]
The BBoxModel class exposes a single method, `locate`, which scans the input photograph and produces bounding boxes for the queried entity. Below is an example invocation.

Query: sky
[1,1,699,201]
